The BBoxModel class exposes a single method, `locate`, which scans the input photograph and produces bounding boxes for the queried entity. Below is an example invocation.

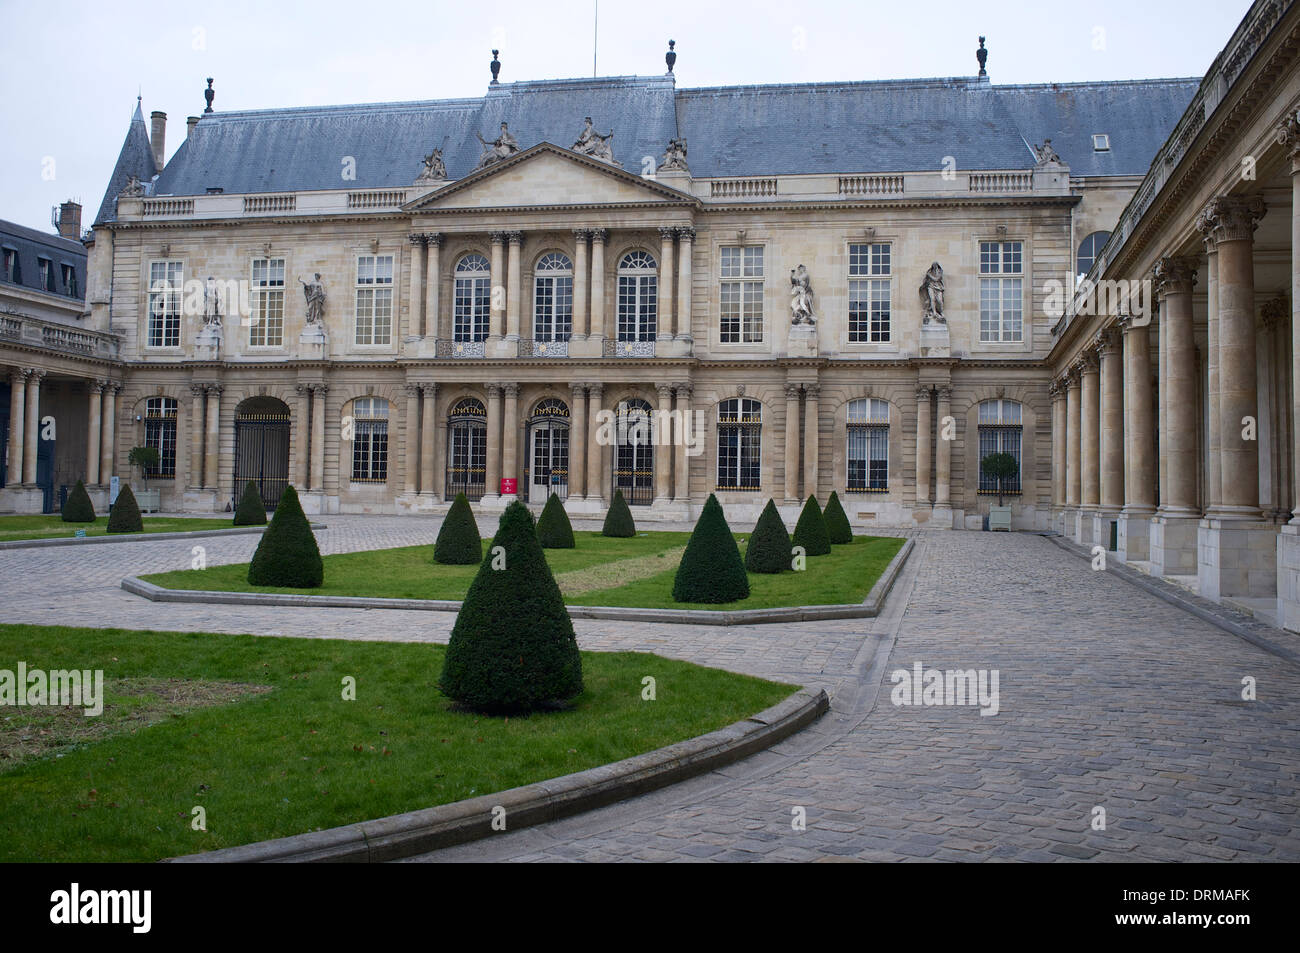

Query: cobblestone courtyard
[2,516,1297,862]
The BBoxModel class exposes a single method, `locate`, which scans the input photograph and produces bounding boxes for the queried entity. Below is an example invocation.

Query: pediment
[404,143,696,212]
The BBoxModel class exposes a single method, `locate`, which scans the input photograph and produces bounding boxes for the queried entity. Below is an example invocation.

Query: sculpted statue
[572,117,620,166]
[1033,139,1060,165]
[119,174,145,197]
[474,122,520,169]
[416,147,447,183]
[202,276,222,329]
[299,273,326,325]
[789,265,816,325]
[658,136,689,172]
[919,262,945,324]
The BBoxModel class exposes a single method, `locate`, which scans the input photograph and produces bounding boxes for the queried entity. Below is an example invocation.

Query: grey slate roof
[94,100,158,226]
[0,218,87,301]
[127,73,1197,201]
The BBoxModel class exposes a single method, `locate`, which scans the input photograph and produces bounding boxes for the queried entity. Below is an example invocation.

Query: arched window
[527,398,570,501]
[144,396,178,479]
[454,254,491,342]
[446,397,487,500]
[977,399,1022,495]
[846,398,889,492]
[716,397,761,490]
[617,251,657,342]
[1076,231,1111,281]
[350,397,389,483]
[533,252,573,342]
[613,398,654,505]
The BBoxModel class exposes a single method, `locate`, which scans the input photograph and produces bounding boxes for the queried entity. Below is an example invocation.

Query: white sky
[0,0,1251,234]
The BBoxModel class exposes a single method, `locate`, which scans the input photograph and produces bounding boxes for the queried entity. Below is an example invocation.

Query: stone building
[2,41,1202,535]
[1049,0,1300,628]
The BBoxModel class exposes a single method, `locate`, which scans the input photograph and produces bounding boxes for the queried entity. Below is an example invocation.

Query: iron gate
[234,413,290,508]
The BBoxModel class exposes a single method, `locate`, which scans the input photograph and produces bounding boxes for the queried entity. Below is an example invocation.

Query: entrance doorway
[526,398,569,502]
[233,397,290,509]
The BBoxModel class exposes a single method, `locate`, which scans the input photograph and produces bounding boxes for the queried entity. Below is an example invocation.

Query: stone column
[784,384,802,502]
[100,381,119,485]
[1278,112,1300,628]
[505,231,523,341]
[1153,257,1200,517]
[403,384,421,496]
[572,230,590,340]
[22,370,44,485]
[1065,367,1081,509]
[654,384,672,503]
[586,383,604,503]
[915,384,932,507]
[489,232,506,341]
[674,382,693,503]
[420,384,437,497]
[803,384,820,502]
[484,383,502,500]
[309,385,327,493]
[1204,241,1221,510]
[934,385,953,523]
[1118,315,1156,560]
[202,383,220,491]
[657,227,675,343]
[407,234,426,339]
[1050,380,1066,511]
[86,380,104,486]
[676,226,694,341]
[501,383,519,501]
[569,383,587,498]
[6,369,26,487]
[425,234,443,340]
[1080,350,1101,523]
[589,230,607,343]
[188,384,205,489]
[1099,330,1124,515]
[293,384,309,491]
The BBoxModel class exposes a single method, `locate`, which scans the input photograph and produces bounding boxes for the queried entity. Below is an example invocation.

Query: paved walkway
[2,516,1297,861]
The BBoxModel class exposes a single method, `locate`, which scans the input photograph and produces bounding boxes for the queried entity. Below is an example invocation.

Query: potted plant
[128,446,162,514]
[980,451,1017,532]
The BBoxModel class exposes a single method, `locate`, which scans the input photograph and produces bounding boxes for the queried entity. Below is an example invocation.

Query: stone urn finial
[490,50,501,85]
[666,40,676,73]
[976,37,988,76]
[204,77,214,113]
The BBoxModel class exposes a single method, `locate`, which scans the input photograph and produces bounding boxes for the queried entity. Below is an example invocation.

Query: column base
[1091,510,1119,551]
[562,496,604,517]
[1072,508,1097,546]
[1150,515,1199,576]
[929,503,955,530]
[1276,525,1300,633]
[649,498,691,521]
[182,488,222,513]
[1197,518,1278,601]
[296,492,330,516]
[1117,509,1155,562]
[0,485,45,514]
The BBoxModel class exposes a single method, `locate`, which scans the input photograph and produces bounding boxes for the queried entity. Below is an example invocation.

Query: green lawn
[0,514,237,542]
[140,531,905,610]
[0,624,796,862]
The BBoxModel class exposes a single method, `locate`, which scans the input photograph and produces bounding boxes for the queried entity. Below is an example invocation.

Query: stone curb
[1046,534,1300,667]
[164,686,830,863]
[123,537,914,626]
[0,523,327,551]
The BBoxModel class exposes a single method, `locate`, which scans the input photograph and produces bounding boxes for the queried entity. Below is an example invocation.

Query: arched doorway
[612,397,653,505]
[526,397,569,502]
[446,396,487,500]
[233,396,291,509]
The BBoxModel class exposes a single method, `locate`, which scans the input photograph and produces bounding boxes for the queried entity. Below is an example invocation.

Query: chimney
[187,115,199,139]
[150,110,167,170]
[54,201,82,240]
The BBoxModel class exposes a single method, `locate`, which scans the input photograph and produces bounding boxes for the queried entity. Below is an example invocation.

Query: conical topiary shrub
[233,481,268,526]
[672,493,749,604]
[433,492,482,565]
[791,495,831,556]
[106,483,143,533]
[439,501,583,713]
[823,490,853,545]
[536,492,575,549]
[247,485,323,587]
[745,499,792,574]
[602,488,636,538]
[62,479,95,523]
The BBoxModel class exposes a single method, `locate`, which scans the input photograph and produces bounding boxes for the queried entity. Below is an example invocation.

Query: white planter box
[136,489,161,513]
[988,505,1013,532]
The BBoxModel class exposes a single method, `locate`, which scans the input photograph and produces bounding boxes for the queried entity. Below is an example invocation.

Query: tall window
[617,251,657,342]
[979,241,1023,342]
[38,258,54,293]
[148,261,183,348]
[350,397,389,482]
[533,252,573,342]
[848,243,891,343]
[355,255,394,345]
[454,254,491,342]
[720,245,763,343]
[977,399,1022,494]
[143,397,177,478]
[846,398,889,491]
[1,248,18,283]
[613,398,654,505]
[61,263,78,298]
[716,397,762,490]
[249,258,285,347]
[1076,231,1111,282]
[446,397,487,500]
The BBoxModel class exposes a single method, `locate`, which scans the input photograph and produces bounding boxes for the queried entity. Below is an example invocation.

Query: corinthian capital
[1195,195,1266,245]
[1276,109,1300,163]
[1151,256,1197,298]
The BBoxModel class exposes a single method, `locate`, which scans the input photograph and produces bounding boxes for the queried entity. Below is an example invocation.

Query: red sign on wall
[500,478,517,495]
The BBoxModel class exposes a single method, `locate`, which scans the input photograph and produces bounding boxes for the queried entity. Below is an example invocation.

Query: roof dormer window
[1092,134,1110,152]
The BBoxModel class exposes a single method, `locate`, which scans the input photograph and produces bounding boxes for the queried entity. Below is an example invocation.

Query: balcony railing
[968,172,1033,193]
[838,175,904,195]
[0,310,120,360]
